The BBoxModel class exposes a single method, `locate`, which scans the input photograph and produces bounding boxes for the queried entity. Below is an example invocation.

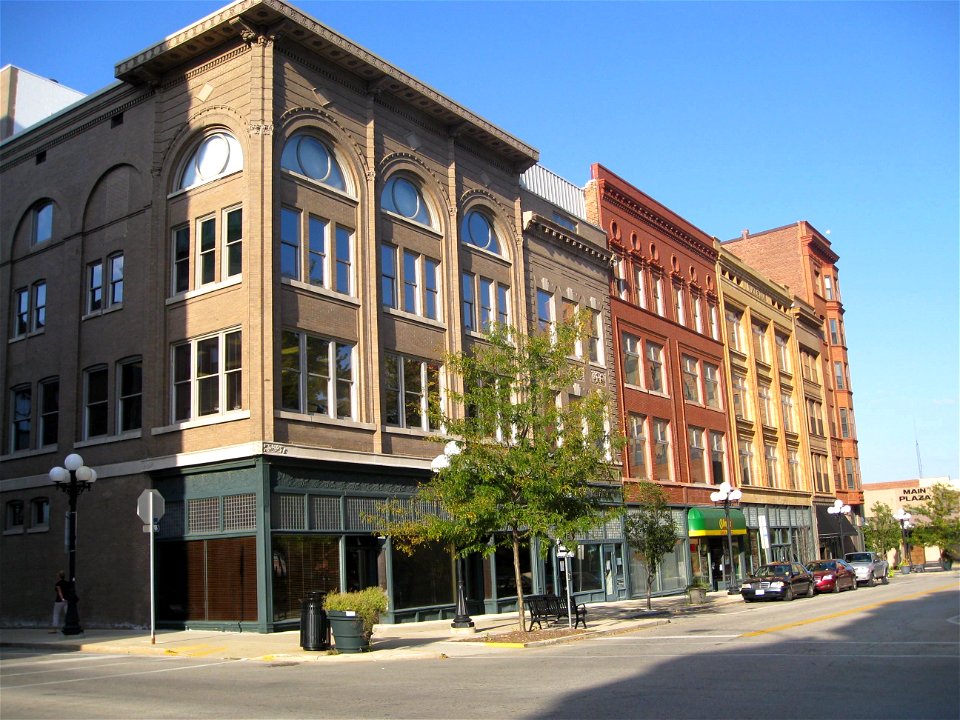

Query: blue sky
[2,1,957,483]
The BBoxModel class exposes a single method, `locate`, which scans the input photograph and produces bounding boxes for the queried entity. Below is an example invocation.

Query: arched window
[31,201,53,246]
[280,134,347,192]
[177,131,243,191]
[461,209,501,255]
[381,175,432,227]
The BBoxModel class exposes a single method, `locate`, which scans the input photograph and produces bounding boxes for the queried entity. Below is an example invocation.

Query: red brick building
[586,164,737,593]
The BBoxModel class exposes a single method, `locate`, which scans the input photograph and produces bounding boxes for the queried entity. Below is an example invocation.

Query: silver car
[844,552,889,586]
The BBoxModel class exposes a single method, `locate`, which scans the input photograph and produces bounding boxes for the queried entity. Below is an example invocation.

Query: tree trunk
[646,571,655,612]
[512,528,526,632]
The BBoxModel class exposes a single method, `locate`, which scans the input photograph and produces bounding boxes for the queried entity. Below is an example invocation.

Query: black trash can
[300,591,329,651]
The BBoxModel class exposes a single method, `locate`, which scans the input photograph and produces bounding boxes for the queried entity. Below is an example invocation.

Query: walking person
[51,571,67,633]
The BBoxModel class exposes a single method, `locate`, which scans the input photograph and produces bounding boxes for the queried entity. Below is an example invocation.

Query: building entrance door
[603,545,625,600]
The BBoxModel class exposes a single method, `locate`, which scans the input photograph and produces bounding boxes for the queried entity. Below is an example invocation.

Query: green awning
[687,507,747,537]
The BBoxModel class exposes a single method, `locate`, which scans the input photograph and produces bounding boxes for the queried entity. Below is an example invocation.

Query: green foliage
[382,315,623,630]
[862,502,903,558]
[622,482,679,611]
[908,484,960,558]
[323,587,388,637]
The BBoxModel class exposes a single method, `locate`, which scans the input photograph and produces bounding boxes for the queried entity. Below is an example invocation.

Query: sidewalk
[0,591,743,663]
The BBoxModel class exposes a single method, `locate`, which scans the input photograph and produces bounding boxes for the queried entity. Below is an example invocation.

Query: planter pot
[687,587,707,604]
[326,610,368,653]
[941,559,953,571]
[900,565,910,575]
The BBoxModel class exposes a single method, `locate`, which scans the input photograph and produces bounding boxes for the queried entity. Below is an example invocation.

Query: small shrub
[323,587,388,637]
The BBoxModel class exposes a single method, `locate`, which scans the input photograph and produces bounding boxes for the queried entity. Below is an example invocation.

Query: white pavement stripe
[599,635,740,640]
[1,659,242,689]
[2,658,161,677]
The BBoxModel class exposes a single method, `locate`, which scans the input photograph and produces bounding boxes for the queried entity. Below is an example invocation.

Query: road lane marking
[741,583,958,638]
[0,658,242,689]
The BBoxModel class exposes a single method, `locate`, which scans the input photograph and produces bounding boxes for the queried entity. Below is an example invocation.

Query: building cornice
[523,212,612,268]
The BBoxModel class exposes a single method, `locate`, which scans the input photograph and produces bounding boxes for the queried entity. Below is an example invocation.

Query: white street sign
[137,490,165,524]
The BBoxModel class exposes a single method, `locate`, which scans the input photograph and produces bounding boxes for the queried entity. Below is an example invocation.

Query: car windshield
[807,561,835,571]
[845,553,871,563]
[756,564,791,577]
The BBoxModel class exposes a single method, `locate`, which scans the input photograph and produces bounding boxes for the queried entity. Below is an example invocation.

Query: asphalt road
[2,573,957,720]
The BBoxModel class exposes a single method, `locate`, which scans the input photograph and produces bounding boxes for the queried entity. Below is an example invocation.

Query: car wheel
[851,578,858,590]
[868,575,876,587]
[783,586,794,601]
[744,597,755,603]
[833,580,841,593]
[881,573,889,585]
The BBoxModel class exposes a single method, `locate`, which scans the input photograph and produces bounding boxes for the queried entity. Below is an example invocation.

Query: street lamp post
[894,508,912,570]
[827,499,851,559]
[431,442,474,631]
[710,481,742,594]
[49,453,97,635]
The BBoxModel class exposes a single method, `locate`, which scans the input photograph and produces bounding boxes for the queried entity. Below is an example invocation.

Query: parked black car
[741,562,815,602]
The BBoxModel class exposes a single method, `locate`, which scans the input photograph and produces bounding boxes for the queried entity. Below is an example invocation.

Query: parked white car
[844,552,889,586]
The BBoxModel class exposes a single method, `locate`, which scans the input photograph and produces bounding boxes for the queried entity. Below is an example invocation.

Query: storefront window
[571,544,603,592]
[493,540,532,598]
[271,534,340,622]
[628,538,685,596]
[392,543,454,609]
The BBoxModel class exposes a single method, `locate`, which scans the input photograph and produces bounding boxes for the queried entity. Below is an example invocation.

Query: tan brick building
[0,0,638,631]
[723,222,864,554]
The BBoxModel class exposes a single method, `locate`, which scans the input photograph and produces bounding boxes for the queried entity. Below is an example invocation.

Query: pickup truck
[844,552,889,586]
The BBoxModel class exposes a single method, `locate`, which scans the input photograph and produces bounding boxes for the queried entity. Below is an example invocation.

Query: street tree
[862,502,902,561]
[908,483,960,564]
[622,482,678,612]
[384,316,622,632]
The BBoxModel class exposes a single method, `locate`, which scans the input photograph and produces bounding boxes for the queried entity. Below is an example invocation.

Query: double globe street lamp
[827,498,851,559]
[894,507,912,571]
[431,441,474,631]
[49,453,97,635]
[709,481,742,594]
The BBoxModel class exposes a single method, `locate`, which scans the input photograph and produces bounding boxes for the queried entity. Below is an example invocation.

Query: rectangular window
[635,267,647,309]
[646,341,665,394]
[172,330,242,422]
[173,226,190,294]
[739,439,754,485]
[652,418,671,481]
[462,272,476,332]
[384,353,440,431]
[776,333,790,371]
[834,361,845,390]
[496,285,509,327]
[109,253,124,305]
[781,393,795,433]
[758,384,773,426]
[425,259,440,321]
[752,323,768,362]
[845,458,856,489]
[824,275,834,301]
[693,297,703,334]
[732,374,748,419]
[30,497,49,529]
[32,281,46,332]
[652,276,665,316]
[39,378,58,447]
[787,449,800,490]
[403,250,419,314]
[13,288,29,337]
[765,444,779,487]
[681,355,700,402]
[588,309,603,364]
[84,366,109,439]
[839,407,850,438]
[627,413,648,480]
[710,431,725,485]
[224,207,242,278]
[673,285,685,326]
[614,258,629,301]
[479,277,493,331]
[382,244,398,309]
[828,319,840,346]
[536,289,553,333]
[622,333,641,386]
[197,216,217,286]
[704,363,720,408]
[281,331,355,420]
[709,303,720,341]
[807,399,824,436]
[118,358,142,433]
[10,386,31,452]
[88,260,103,313]
[33,202,53,245]
[726,309,743,352]
[688,426,706,484]
[282,207,352,295]
[6,500,24,531]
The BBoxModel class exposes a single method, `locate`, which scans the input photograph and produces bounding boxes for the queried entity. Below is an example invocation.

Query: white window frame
[681,355,700,403]
[383,353,440,432]
[752,322,768,362]
[536,289,554,335]
[710,431,726,485]
[726,309,743,352]
[673,284,685,326]
[463,272,508,333]
[688,426,707,484]
[83,365,109,440]
[758,384,773,426]
[652,276,665,316]
[622,333,642,387]
[171,329,242,423]
[652,418,672,481]
[646,341,666,394]
[10,385,31,452]
[280,207,353,296]
[280,330,355,420]
[635,267,647,309]
[739,439,754,485]
[765,444,779,487]
[117,357,142,434]
[588,308,603,365]
[627,413,648,480]
[704,363,721,409]
[693,296,703,334]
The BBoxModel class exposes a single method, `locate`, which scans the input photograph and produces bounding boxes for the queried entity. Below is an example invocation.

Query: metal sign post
[557,542,575,628]
[137,490,165,645]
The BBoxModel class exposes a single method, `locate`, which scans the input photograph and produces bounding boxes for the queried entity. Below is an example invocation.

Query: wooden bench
[526,594,587,631]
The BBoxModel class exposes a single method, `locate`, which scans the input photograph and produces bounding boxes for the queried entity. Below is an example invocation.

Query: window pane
[86,368,108,437]
[306,336,330,415]
[335,343,353,419]
[381,245,397,308]
[308,216,327,286]
[196,338,220,415]
[225,332,242,411]
[199,218,216,285]
[225,209,242,277]
[403,251,418,314]
[88,262,103,312]
[384,354,401,426]
[335,227,351,294]
[403,358,423,428]
[462,273,475,331]
[35,203,53,244]
[33,282,46,330]
[110,254,125,304]
[119,361,142,432]
[174,227,190,293]
[424,259,439,320]
[40,379,59,446]
[281,331,302,412]
[280,208,300,280]
[12,387,31,451]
